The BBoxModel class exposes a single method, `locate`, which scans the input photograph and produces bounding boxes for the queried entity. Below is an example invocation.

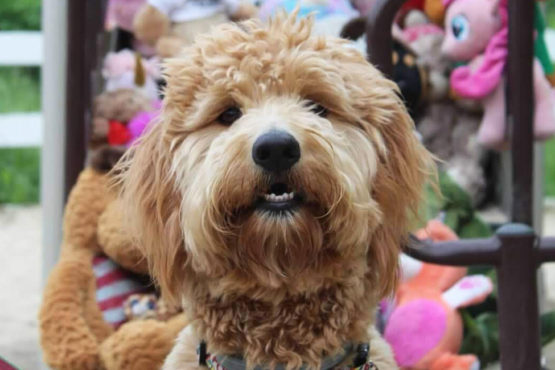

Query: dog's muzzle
[252,130,302,214]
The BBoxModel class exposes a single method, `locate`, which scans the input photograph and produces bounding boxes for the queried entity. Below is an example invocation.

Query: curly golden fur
[115,12,433,370]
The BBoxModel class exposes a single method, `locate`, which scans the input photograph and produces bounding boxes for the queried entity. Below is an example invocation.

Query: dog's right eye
[218,106,242,126]
[305,100,328,118]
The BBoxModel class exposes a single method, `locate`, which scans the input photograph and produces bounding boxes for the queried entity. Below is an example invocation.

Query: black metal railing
[366,0,553,368]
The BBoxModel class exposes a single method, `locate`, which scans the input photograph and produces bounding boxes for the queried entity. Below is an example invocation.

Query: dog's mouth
[255,182,302,213]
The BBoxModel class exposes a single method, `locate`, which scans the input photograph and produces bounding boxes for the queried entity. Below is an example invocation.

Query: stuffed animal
[105,0,146,32]
[104,0,159,56]
[340,8,488,204]
[102,49,161,100]
[39,155,187,370]
[91,89,159,147]
[133,0,258,58]
[339,19,430,117]
[382,220,493,370]
[442,0,555,150]
[397,12,489,206]
[126,102,161,147]
[423,0,444,25]
[392,40,428,117]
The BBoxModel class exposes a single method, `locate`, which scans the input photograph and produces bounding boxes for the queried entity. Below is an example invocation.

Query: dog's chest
[191,283,376,362]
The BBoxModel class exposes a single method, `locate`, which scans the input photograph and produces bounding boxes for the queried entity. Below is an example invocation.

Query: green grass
[0,67,41,113]
[0,0,42,204]
[0,0,41,31]
[0,148,40,204]
[0,67,41,204]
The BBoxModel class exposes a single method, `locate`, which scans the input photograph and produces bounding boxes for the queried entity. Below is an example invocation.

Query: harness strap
[205,355,377,370]
[198,342,377,370]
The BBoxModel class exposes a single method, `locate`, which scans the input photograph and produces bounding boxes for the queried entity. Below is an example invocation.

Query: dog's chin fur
[115,11,434,369]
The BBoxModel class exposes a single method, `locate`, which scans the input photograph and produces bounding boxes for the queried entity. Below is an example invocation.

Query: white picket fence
[0,31,43,147]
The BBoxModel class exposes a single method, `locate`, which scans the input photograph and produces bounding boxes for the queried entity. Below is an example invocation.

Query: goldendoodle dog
[115,12,433,370]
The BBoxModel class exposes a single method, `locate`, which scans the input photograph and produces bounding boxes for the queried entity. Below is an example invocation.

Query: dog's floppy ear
[372,97,433,298]
[347,65,435,298]
[113,117,187,306]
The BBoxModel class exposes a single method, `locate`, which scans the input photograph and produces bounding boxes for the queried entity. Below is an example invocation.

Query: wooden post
[496,224,541,369]
[507,0,535,226]
[64,0,107,200]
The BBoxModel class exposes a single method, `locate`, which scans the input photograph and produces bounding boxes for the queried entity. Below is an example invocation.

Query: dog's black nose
[252,130,300,172]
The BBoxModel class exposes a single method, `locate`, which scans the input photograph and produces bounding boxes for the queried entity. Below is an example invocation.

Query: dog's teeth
[263,191,296,203]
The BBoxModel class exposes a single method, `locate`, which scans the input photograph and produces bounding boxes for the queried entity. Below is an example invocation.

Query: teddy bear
[133,0,258,58]
[90,88,159,148]
[39,148,188,370]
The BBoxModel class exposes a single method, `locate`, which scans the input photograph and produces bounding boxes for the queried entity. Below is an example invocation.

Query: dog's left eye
[306,101,328,117]
[218,106,242,126]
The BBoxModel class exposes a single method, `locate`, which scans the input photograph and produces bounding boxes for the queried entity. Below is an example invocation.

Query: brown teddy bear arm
[98,198,149,274]
[40,250,113,370]
[62,168,114,253]
[99,316,188,370]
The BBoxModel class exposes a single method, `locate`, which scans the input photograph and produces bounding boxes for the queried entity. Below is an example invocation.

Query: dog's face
[117,14,432,304]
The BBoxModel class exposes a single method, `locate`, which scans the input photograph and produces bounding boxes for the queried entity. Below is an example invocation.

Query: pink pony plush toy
[441,0,555,149]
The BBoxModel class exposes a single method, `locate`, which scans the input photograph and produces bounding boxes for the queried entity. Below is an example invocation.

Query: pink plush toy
[102,49,161,100]
[127,100,161,147]
[441,0,555,149]
[383,220,493,370]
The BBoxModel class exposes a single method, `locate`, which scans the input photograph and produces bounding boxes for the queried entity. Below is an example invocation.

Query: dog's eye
[305,101,328,117]
[218,106,242,126]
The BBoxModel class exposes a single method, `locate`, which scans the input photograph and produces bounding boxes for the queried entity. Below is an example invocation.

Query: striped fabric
[92,254,150,328]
